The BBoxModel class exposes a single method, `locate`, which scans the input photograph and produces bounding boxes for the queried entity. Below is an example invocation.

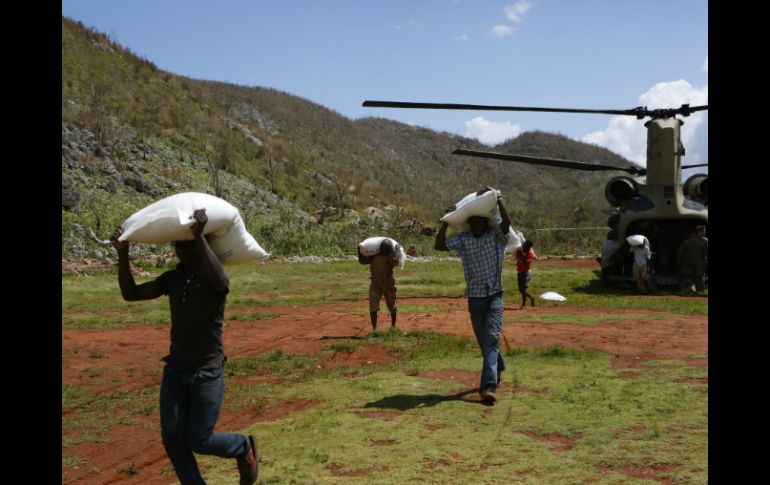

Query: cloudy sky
[62,0,708,175]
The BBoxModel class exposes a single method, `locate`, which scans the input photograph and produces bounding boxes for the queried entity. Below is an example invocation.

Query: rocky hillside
[62,17,638,261]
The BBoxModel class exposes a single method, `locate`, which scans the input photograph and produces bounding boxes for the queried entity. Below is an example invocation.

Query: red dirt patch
[323,344,397,368]
[674,377,708,385]
[613,426,647,438]
[597,464,677,484]
[523,431,583,452]
[63,424,171,485]
[418,369,479,387]
[370,439,397,446]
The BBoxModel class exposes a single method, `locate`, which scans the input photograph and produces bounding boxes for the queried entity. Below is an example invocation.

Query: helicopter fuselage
[600,118,708,286]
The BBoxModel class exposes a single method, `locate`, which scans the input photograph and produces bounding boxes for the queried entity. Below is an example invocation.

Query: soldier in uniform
[677,225,708,295]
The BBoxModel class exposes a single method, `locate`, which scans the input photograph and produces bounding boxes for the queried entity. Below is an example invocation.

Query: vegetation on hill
[62,17,639,261]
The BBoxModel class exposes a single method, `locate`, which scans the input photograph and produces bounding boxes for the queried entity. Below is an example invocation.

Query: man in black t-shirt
[112,208,258,485]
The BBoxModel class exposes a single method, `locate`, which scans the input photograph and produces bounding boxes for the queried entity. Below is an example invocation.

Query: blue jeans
[468,293,505,391]
[160,366,248,485]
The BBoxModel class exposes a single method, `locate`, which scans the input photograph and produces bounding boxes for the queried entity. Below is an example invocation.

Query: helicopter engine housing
[605,176,639,207]
[683,174,708,205]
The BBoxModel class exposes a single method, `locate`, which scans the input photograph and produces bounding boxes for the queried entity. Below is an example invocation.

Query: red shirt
[515,248,536,272]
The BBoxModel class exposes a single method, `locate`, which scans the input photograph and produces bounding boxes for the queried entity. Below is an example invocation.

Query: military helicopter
[362,100,708,287]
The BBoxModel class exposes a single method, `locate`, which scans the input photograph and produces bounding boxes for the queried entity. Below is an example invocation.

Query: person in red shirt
[515,240,536,308]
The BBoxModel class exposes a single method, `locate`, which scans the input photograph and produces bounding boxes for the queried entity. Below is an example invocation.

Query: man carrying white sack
[627,234,653,295]
[434,187,512,405]
[358,238,399,331]
[111,209,258,485]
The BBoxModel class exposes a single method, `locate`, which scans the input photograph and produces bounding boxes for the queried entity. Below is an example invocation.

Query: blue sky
[61,0,708,174]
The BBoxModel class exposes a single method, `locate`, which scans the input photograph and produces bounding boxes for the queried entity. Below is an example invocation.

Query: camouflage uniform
[678,232,708,293]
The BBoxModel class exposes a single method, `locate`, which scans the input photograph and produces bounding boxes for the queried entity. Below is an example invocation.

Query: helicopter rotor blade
[363,101,707,119]
[452,149,644,175]
[681,163,708,170]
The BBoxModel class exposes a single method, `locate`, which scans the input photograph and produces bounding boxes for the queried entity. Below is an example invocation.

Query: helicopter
[362,100,708,287]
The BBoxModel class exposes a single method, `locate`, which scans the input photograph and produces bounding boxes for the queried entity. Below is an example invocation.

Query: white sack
[207,213,270,265]
[358,236,406,270]
[539,291,567,301]
[120,192,239,244]
[119,192,269,265]
[441,190,500,227]
[626,235,648,247]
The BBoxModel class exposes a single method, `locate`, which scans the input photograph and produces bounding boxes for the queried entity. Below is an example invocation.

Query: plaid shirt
[446,225,508,297]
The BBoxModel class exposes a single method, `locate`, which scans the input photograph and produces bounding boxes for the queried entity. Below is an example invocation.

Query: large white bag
[442,190,524,254]
[506,228,525,253]
[358,236,406,270]
[540,291,567,302]
[207,213,270,264]
[441,190,500,227]
[119,192,269,265]
[626,234,648,247]
[120,192,239,243]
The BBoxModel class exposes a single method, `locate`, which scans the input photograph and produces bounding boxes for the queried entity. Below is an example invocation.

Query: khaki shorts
[369,283,397,313]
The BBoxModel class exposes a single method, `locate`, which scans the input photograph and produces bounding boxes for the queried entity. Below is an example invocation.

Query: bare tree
[313,172,334,225]
[82,82,117,155]
[193,124,223,197]
[266,150,278,194]
[328,173,348,218]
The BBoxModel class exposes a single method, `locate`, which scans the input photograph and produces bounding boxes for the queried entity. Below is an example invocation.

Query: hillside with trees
[62,17,639,261]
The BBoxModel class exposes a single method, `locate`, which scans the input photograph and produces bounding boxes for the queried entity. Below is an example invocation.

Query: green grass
[62,261,706,482]
[62,261,706,324]
[194,336,706,484]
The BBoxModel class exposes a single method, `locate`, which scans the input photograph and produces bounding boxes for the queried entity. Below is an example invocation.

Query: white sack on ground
[540,291,567,301]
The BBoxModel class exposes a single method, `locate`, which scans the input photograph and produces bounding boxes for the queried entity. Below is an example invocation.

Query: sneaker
[236,435,258,485]
[480,387,497,404]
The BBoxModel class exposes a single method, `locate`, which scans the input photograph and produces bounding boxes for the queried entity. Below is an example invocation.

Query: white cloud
[505,1,531,23]
[491,24,515,37]
[457,33,470,42]
[465,117,521,145]
[702,56,708,74]
[581,79,708,174]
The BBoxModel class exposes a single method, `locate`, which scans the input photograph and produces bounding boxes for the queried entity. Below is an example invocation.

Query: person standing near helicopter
[678,225,708,295]
[628,234,652,294]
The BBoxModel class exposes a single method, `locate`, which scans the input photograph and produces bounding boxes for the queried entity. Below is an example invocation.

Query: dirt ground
[61,259,707,484]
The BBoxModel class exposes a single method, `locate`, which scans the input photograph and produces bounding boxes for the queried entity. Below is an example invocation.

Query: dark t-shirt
[157,264,229,372]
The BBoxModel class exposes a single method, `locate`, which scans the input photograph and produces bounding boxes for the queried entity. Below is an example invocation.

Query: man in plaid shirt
[435,187,512,405]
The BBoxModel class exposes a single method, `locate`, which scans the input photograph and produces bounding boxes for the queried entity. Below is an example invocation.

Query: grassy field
[62,259,707,329]
[62,260,707,484]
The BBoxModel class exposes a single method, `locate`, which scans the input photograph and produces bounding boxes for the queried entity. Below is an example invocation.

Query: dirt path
[62,292,707,484]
